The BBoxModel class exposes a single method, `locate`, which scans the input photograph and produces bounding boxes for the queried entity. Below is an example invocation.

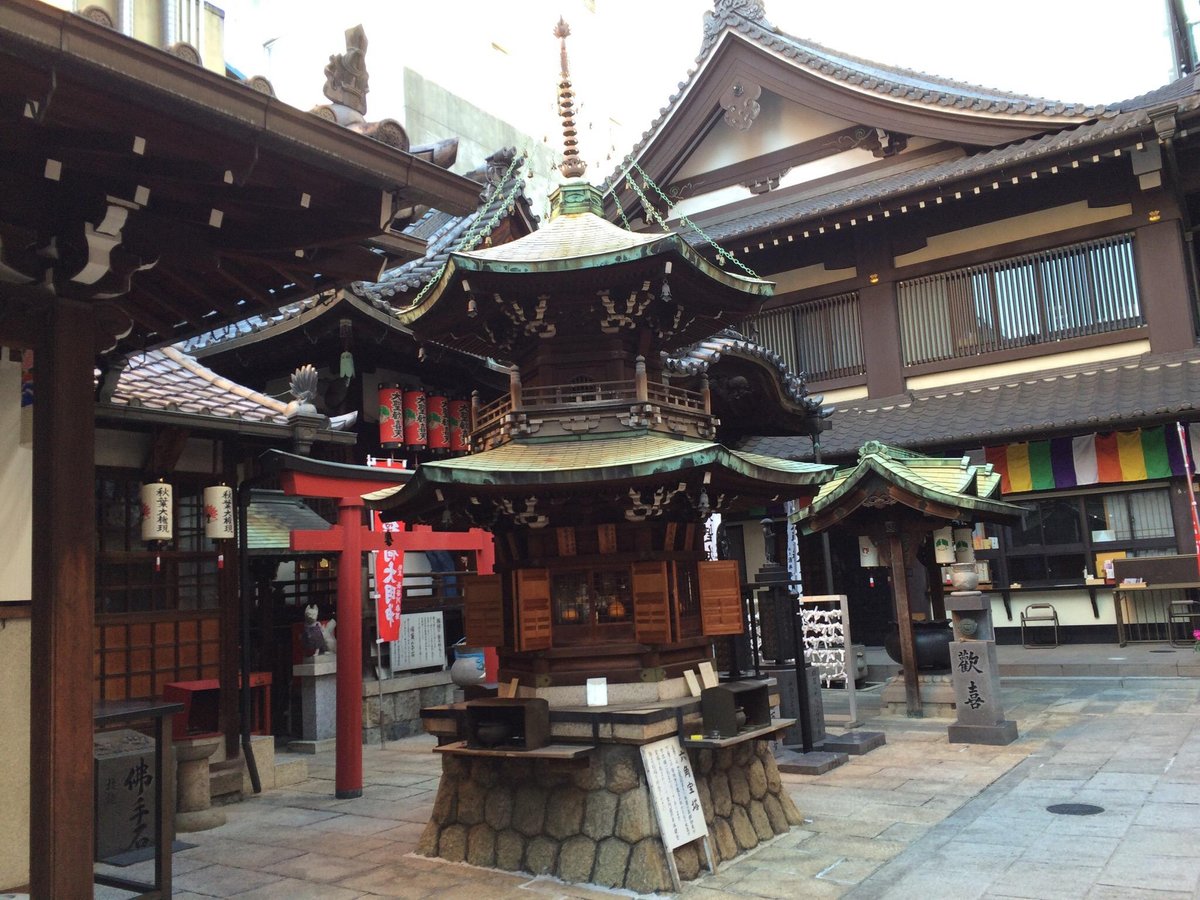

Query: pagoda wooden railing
[471,378,710,445]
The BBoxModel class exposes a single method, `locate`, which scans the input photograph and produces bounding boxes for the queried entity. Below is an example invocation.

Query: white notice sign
[390,611,445,672]
[639,736,708,851]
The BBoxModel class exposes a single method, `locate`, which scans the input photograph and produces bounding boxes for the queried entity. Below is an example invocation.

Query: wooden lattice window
[632,560,671,643]
[515,568,553,651]
[698,559,744,635]
[463,574,505,648]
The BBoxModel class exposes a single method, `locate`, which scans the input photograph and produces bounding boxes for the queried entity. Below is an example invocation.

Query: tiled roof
[792,440,1021,531]
[246,490,332,551]
[107,347,291,424]
[690,94,1200,244]
[178,149,531,353]
[699,7,1100,118]
[741,351,1200,462]
[607,2,1106,195]
[354,149,531,304]
[663,326,829,417]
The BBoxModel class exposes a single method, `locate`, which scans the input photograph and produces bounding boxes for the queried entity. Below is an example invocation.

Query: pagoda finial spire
[554,17,586,179]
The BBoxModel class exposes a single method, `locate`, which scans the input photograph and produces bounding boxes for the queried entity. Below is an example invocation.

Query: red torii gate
[266,452,494,797]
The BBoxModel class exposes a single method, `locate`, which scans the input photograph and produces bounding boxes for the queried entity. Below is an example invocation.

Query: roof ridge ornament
[323,25,369,115]
[554,17,587,180]
[701,0,772,55]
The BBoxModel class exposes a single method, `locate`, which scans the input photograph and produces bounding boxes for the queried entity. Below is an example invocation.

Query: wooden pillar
[885,526,922,717]
[30,297,96,897]
[336,498,364,798]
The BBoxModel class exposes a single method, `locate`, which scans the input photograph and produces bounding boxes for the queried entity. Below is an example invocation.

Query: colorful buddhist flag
[984,424,1197,494]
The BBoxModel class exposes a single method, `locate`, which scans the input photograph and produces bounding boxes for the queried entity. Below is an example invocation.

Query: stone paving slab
[96,677,1200,900]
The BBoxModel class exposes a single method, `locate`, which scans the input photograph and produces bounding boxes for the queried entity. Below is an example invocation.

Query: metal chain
[406,151,527,307]
[628,160,760,278]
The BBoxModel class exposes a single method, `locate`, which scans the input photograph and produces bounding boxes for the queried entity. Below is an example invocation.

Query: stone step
[209,761,244,804]
[273,754,309,788]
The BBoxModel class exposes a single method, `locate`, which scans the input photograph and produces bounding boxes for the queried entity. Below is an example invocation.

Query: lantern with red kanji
[203,484,235,540]
[378,384,404,447]
[427,394,449,451]
[403,388,427,449]
[140,479,173,542]
[448,399,470,453]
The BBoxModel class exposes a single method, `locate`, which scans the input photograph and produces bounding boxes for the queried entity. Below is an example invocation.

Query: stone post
[945,593,1017,745]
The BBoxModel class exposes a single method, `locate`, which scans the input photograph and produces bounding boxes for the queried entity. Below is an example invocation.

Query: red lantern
[378,384,404,447]
[449,399,470,453]
[403,389,427,449]
[427,394,449,450]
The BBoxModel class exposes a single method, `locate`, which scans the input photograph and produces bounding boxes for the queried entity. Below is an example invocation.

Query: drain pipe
[237,475,267,794]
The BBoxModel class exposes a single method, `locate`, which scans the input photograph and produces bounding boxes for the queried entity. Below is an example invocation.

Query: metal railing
[898,233,1143,365]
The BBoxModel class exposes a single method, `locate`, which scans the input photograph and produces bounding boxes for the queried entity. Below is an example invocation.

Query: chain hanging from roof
[403,150,526,309]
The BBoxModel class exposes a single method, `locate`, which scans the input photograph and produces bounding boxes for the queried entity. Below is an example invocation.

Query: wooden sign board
[683,670,702,697]
[697,661,718,689]
[640,736,715,890]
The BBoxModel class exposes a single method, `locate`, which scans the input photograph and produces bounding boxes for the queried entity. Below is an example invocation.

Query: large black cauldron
[884,620,954,672]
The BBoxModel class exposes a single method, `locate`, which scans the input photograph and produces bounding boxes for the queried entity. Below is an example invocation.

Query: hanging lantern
[203,484,235,540]
[378,384,404,447]
[403,388,427,449]
[140,479,173,542]
[448,399,470,453]
[933,526,955,564]
[953,527,976,563]
[427,394,449,451]
[858,534,879,567]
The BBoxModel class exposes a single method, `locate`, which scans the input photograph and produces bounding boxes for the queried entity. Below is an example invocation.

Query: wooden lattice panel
[463,574,506,648]
[515,568,553,651]
[699,560,744,636]
[632,560,671,644]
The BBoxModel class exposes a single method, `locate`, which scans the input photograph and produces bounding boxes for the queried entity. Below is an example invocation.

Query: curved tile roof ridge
[354,148,529,305]
[663,326,824,413]
[606,4,1102,192]
[693,95,1200,243]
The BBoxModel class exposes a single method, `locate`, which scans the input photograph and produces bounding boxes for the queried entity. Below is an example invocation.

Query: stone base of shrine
[362,670,460,745]
[880,673,956,717]
[417,740,803,892]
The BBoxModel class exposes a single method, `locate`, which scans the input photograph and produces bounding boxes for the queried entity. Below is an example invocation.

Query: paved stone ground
[96,677,1200,899]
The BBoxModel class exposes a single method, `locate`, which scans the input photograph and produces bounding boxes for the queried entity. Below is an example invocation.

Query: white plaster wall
[894,201,1133,268]
[677,91,849,178]
[905,339,1151,392]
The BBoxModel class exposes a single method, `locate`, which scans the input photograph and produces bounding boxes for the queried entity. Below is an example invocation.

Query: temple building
[609,0,1200,647]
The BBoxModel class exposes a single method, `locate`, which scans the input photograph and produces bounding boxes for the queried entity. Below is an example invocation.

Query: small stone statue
[301,604,329,656]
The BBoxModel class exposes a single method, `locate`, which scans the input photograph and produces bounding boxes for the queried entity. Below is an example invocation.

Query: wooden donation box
[701,680,771,738]
[464,698,550,751]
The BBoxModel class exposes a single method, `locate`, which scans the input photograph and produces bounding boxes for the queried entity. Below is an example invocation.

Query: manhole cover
[1046,803,1104,816]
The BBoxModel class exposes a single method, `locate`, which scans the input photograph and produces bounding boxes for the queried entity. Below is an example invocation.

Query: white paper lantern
[933,526,955,564]
[953,527,975,563]
[858,535,879,567]
[140,480,173,542]
[203,485,235,540]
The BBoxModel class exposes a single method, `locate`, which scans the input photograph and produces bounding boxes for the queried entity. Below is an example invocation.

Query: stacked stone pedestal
[419,740,803,892]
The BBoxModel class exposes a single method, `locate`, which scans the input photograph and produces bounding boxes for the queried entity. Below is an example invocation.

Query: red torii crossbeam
[267,452,493,798]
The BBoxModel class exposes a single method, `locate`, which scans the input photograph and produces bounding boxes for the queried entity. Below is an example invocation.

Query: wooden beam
[30,296,96,897]
[144,425,191,475]
[885,527,922,718]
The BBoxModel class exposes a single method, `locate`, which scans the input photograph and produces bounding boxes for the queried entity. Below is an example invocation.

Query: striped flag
[985,424,1198,494]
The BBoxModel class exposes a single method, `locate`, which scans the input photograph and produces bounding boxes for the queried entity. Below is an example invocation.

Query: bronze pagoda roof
[389,181,774,359]
[791,441,1023,534]
[366,431,831,526]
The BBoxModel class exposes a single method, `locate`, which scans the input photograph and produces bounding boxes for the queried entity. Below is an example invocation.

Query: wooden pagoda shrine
[364,22,835,890]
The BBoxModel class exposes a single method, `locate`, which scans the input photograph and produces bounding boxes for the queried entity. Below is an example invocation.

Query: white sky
[222,0,1184,175]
